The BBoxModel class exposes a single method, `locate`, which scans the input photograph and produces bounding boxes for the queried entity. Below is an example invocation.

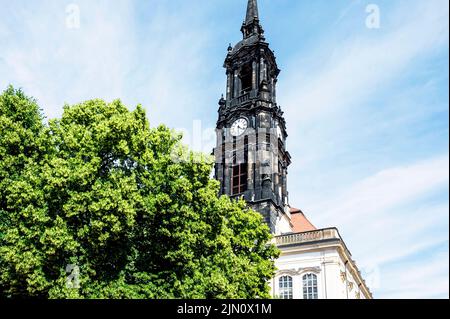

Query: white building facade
[271,226,372,299]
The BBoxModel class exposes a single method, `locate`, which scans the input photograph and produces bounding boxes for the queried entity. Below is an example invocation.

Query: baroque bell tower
[214,0,292,234]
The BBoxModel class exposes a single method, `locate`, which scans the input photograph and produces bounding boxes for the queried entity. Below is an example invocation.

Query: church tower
[214,0,292,234]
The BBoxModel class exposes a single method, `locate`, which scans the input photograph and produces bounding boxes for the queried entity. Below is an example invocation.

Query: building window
[232,163,248,195]
[279,276,293,299]
[265,133,271,151]
[303,273,318,299]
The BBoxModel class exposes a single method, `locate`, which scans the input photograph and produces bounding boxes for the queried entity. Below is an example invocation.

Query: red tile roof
[290,207,317,233]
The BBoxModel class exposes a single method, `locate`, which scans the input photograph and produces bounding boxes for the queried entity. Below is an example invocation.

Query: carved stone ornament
[299,267,321,276]
[348,282,354,291]
[277,269,300,277]
[277,266,321,277]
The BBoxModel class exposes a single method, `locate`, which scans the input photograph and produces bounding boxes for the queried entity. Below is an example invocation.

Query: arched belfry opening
[239,63,253,95]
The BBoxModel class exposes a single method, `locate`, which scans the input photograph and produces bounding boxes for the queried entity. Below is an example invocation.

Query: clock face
[230,118,248,136]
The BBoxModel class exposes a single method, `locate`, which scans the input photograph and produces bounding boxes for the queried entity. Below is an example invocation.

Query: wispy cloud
[381,249,449,299]
[0,0,136,119]
[310,154,449,257]
[0,0,219,128]
[313,155,449,224]
[282,0,448,122]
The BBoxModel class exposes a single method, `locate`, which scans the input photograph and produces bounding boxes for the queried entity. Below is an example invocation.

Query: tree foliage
[0,87,279,299]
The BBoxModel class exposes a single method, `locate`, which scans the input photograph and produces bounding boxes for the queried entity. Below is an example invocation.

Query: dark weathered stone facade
[214,0,291,233]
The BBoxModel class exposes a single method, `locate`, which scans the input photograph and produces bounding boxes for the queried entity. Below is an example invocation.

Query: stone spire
[245,0,259,24]
[241,0,264,39]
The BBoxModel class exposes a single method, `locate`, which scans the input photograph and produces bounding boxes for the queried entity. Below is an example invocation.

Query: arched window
[303,273,318,299]
[239,63,253,95]
[279,276,293,299]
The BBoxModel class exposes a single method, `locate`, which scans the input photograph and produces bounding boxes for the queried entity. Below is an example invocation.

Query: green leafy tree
[0,86,48,296]
[0,88,279,299]
[0,86,46,226]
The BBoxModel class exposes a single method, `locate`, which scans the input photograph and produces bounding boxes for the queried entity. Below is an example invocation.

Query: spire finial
[241,0,263,39]
[245,0,259,25]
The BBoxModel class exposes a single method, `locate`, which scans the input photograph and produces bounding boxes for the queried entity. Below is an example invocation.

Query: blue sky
[0,0,448,299]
